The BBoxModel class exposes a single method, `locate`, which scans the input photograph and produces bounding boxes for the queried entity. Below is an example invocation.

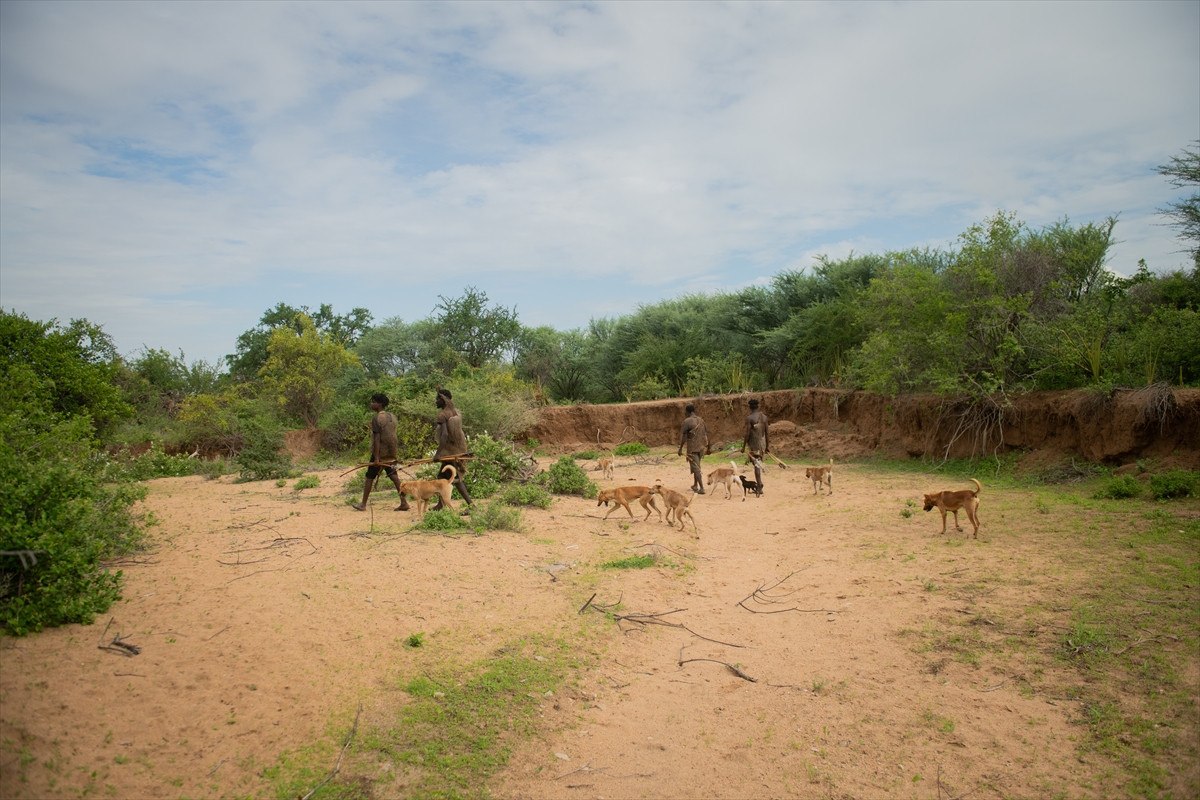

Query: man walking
[353,393,409,511]
[677,403,710,494]
[433,388,472,510]
[740,397,769,495]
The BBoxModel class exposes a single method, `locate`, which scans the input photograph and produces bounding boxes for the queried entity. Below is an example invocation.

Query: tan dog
[805,458,833,495]
[399,464,457,515]
[597,456,614,481]
[650,484,696,531]
[705,460,738,499]
[597,485,662,522]
[923,478,982,537]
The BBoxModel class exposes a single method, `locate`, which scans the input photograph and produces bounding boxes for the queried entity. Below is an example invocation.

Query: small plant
[234,417,293,482]
[404,632,425,649]
[1094,475,1142,500]
[573,449,601,460]
[613,442,649,457]
[293,475,320,491]
[601,554,657,570]
[412,508,474,533]
[472,501,523,532]
[900,499,916,518]
[498,483,553,508]
[1148,470,1197,500]
[275,478,287,488]
[538,456,598,498]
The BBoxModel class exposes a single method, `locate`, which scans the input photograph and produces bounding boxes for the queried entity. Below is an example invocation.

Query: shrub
[319,401,370,455]
[1149,470,1198,500]
[498,483,553,509]
[412,508,475,534]
[573,450,601,461]
[104,442,199,482]
[293,475,321,491]
[538,457,598,498]
[0,414,147,635]
[1094,476,1143,500]
[472,501,523,532]
[461,433,531,499]
[613,442,649,457]
[234,416,293,482]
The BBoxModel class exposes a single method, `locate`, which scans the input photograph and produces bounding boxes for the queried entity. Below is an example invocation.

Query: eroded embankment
[519,387,1200,467]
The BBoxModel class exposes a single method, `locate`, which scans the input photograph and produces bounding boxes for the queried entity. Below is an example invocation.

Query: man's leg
[752,453,764,495]
[354,472,376,511]
[388,471,410,511]
[689,453,704,493]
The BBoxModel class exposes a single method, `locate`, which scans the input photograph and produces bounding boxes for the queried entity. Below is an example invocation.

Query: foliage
[1148,470,1197,500]
[455,432,531,499]
[103,443,200,482]
[233,415,293,482]
[497,483,553,509]
[0,413,146,635]
[226,302,372,382]
[573,450,601,460]
[0,311,133,435]
[258,314,361,427]
[411,508,475,534]
[1093,476,1143,500]
[431,286,522,370]
[537,456,598,498]
[317,400,370,455]
[471,501,523,532]
[353,317,442,379]
[1157,141,1200,263]
[613,442,649,456]
[293,475,320,491]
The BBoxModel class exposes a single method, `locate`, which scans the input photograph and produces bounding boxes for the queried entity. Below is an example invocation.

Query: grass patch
[600,554,657,570]
[612,442,649,457]
[268,636,581,800]
[293,475,321,491]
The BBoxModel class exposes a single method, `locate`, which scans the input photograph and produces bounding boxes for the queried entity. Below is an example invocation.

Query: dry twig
[300,702,362,800]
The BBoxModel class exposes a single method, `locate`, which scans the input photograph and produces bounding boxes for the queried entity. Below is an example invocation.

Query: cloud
[1,0,1196,363]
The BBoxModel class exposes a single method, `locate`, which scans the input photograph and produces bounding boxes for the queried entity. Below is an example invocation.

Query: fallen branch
[97,619,141,657]
[300,702,362,800]
[678,657,757,683]
[339,454,475,477]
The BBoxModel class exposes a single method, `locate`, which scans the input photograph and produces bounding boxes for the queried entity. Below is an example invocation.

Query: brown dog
[399,465,457,515]
[805,458,833,495]
[923,478,982,537]
[597,456,614,481]
[597,485,662,522]
[705,461,738,499]
[650,484,696,531]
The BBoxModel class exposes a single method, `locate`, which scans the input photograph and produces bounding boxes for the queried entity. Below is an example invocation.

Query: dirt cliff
[520,387,1200,468]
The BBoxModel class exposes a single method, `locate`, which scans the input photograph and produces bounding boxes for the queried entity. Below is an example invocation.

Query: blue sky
[2,0,1197,366]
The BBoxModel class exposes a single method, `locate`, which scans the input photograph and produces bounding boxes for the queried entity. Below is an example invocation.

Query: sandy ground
[0,454,1148,799]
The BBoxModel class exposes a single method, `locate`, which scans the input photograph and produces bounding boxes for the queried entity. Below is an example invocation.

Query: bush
[1094,476,1143,500]
[0,414,147,635]
[613,442,649,457]
[461,433,532,499]
[498,483,553,509]
[573,450,601,461]
[104,442,199,482]
[293,475,321,491]
[234,416,293,482]
[412,508,475,534]
[472,501,523,532]
[319,401,370,455]
[1149,470,1198,500]
[538,457,598,498]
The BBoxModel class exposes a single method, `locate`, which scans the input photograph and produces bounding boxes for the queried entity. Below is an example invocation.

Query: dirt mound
[520,387,1200,467]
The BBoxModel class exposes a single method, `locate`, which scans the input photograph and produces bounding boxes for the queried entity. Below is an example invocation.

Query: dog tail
[440,464,458,482]
[730,460,737,473]
[969,478,981,495]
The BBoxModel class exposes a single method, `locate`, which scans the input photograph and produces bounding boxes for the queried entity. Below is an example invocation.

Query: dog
[650,484,696,531]
[805,458,833,495]
[738,474,763,500]
[923,478,982,537]
[597,456,614,481]
[705,461,738,499]
[399,464,457,515]
[596,485,662,522]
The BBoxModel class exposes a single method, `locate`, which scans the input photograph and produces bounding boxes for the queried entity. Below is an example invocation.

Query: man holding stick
[741,397,770,495]
[352,393,409,511]
[433,388,472,510]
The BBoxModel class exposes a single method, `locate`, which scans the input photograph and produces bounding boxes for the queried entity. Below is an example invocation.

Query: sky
[2,0,1198,367]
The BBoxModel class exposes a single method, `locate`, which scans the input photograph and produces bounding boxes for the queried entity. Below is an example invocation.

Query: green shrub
[234,416,293,482]
[472,501,523,532]
[460,433,531,499]
[573,450,601,460]
[498,483,553,509]
[601,554,657,569]
[1149,470,1198,500]
[293,475,321,491]
[0,414,147,635]
[412,508,475,534]
[318,401,370,455]
[613,442,649,457]
[196,458,229,480]
[1094,475,1143,500]
[538,457,598,498]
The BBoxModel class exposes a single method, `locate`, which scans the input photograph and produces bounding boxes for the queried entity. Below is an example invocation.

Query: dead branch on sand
[677,651,758,683]
[96,617,141,657]
[300,702,362,800]
[738,570,841,614]
[580,598,744,647]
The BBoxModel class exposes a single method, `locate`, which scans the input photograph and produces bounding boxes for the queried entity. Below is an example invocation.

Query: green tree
[1158,141,1200,264]
[354,317,440,378]
[431,287,522,369]
[227,302,372,381]
[258,315,361,426]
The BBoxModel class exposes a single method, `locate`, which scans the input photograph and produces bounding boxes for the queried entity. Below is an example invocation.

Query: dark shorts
[366,464,397,480]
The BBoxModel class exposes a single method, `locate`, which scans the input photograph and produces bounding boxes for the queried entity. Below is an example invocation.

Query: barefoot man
[353,393,409,511]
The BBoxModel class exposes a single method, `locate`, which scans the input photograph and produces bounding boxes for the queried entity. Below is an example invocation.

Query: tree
[258,315,361,426]
[354,317,440,378]
[226,303,372,381]
[431,287,522,369]
[1158,141,1200,264]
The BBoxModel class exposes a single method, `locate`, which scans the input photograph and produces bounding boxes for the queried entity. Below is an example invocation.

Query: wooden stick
[767,452,789,469]
[340,453,475,477]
